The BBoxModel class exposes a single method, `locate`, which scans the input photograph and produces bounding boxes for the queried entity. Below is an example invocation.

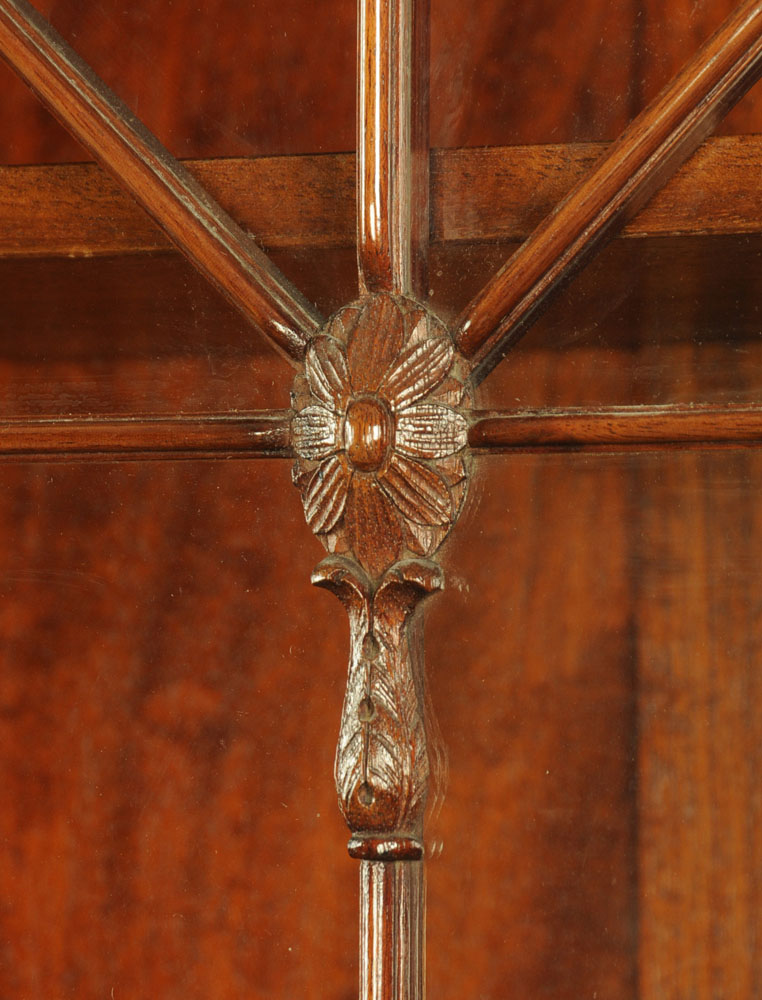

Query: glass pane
[0,0,356,164]
[472,235,762,409]
[2,0,762,166]
[0,458,356,997]
[0,0,760,995]
[0,249,357,418]
[2,449,759,996]
[425,448,761,998]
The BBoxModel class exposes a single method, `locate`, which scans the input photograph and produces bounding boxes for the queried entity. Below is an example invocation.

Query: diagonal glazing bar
[454,0,762,385]
[0,0,322,364]
[358,0,429,298]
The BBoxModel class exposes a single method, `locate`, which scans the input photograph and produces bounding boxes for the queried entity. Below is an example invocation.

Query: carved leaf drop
[315,558,444,838]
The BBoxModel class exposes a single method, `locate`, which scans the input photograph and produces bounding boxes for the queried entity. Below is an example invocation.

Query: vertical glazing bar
[358,0,430,298]
[361,862,425,1000]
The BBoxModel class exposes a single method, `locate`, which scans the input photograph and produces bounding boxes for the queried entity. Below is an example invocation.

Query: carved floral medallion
[291,293,469,579]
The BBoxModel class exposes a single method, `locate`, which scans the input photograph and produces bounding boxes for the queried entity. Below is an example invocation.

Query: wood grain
[0,0,322,363]
[468,404,762,452]
[7,136,762,259]
[5,347,760,997]
[5,402,762,462]
[360,861,424,1000]
[0,412,292,460]
[635,448,762,997]
[1,2,761,997]
[358,0,429,297]
[426,440,639,994]
[7,0,762,167]
[454,0,762,383]
[0,459,358,1000]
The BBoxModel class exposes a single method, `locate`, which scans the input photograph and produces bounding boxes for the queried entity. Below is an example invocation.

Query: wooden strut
[341,1,434,995]
[0,413,294,461]
[4,404,762,461]
[358,0,429,300]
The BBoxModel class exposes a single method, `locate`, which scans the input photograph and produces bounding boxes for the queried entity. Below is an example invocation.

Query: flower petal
[303,455,350,534]
[305,336,350,410]
[436,454,468,488]
[345,476,403,577]
[381,336,454,409]
[292,405,340,461]
[290,372,313,412]
[404,309,431,348]
[347,295,405,392]
[405,521,447,557]
[428,374,465,407]
[326,307,360,346]
[379,454,454,527]
[396,403,468,459]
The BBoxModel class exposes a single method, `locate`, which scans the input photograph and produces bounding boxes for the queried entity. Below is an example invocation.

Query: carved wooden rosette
[291,292,469,855]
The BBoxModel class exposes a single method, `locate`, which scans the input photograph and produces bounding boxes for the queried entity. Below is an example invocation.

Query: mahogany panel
[640,0,762,134]
[0,459,357,999]
[628,341,762,998]
[0,0,356,165]
[0,0,637,167]
[0,354,640,999]
[475,234,762,407]
[3,235,762,422]
[0,254,297,419]
[1,354,759,997]
[426,446,638,999]
[635,449,762,997]
[430,0,640,147]
[3,0,762,171]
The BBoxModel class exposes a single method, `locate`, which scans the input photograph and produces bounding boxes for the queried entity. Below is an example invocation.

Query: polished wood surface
[6,0,762,167]
[636,449,762,997]
[0,412,292,460]
[6,402,762,462]
[0,0,322,363]
[1,0,761,997]
[1,379,760,998]
[454,0,762,382]
[468,403,762,452]
[360,861,424,1000]
[0,460,357,999]
[5,134,762,260]
[358,0,429,298]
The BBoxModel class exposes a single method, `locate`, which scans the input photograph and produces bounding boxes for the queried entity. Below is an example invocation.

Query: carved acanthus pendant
[291,292,470,857]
